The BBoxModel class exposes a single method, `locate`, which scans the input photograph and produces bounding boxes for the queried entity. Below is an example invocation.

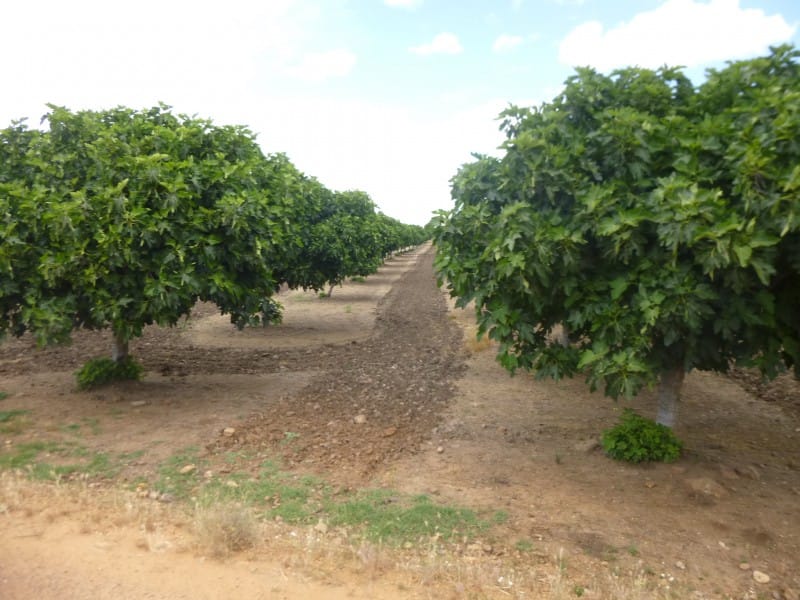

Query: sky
[1,1,798,226]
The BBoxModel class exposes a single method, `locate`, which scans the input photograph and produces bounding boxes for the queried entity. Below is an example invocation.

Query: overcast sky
[2,0,797,225]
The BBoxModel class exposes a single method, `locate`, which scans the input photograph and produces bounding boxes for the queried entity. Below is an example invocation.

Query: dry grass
[1,473,691,598]
[465,335,494,354]
[194,503,260,559]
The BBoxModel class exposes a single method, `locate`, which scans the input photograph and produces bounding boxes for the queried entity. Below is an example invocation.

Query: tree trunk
[327,284,335,298]
[656,366,685,428]
[112,333,129,363]
[555,324,570,347]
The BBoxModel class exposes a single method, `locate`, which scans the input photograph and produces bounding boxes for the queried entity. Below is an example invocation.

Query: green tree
[434,46,800,427]
[302,190,385,296]
[1,105,300,364]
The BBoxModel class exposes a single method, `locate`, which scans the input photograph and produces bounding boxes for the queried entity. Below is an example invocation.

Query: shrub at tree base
[601,410,682,463]
[76,357,144,390]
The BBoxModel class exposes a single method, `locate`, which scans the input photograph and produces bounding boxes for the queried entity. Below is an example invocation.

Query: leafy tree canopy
[434,45,800,425]
[1,105,303,357]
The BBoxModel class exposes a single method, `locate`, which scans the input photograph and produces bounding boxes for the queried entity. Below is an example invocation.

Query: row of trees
[1,104,425,366]
[434,45,800,428]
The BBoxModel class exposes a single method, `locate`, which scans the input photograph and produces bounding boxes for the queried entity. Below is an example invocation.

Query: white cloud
[0,0,310,122]
[285,49,357,82]
[493,34,524,53]
[409,32,464,56]
[559,0,796,71]
[384,0,423,8]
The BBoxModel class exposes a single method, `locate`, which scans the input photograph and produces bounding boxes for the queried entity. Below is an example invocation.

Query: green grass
[61,417,102,436]
[0,409,28,422]
[0,409,30,434]
[119,449,145,462]
[515,539,534,552]
[1,437,505,548]
[0,391,8,401]
[197,461,325,524]
[148,452,497,545]
[327,490,488,544]
[153,446,206,498]
[0,440,125,481]
[0,441,62,470]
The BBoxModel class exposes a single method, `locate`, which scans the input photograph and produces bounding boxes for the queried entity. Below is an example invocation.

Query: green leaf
[610,277,628,300]
[733,244,752,266]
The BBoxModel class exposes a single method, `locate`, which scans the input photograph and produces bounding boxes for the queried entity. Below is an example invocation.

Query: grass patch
[119,449,145,463]
[0,391,9,401]
[0,441,121,481]
[4,441,504,550]
[0,441,62,470]
[0,409,30,434]
[153,446,205,499]
[189,459,494,545]
[60,418,102,437]
[515,539,534,552]
[199,460,325,525]
[327,490,488,544]
[0,409,28,422]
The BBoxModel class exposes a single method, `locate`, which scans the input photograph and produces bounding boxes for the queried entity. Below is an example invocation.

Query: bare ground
[1,244,799,599]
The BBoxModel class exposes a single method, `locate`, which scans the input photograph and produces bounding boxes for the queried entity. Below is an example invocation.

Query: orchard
[0,104,425,384]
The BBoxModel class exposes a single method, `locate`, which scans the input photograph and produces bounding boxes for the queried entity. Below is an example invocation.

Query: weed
[344,304,352,314]
[76,357,143,390]
[602,409,682,463]
[0,391,8,401]
[574,585,585,597]
[628,545,639,557]
[350,276,366,283]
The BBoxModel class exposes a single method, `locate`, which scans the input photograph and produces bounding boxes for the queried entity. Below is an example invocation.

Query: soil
[1,244,799,599]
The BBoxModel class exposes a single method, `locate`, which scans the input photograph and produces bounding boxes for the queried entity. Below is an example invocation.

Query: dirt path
[212,244,466,480]
[1,244,799,599]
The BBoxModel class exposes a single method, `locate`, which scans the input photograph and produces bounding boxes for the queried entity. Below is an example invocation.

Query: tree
[1,105,301,363]
[277,185,424,297]
[434,46,800,427]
